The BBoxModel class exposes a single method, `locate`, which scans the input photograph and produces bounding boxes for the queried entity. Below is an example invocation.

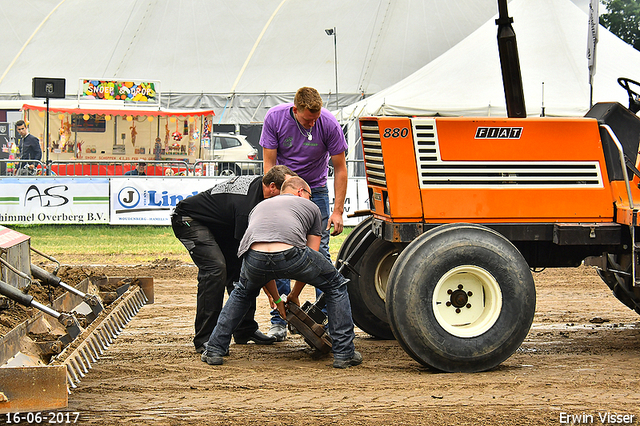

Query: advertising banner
[80,79,160,104]
[110,178,216,225]
[110,177,369,226]
[0,178,110,224]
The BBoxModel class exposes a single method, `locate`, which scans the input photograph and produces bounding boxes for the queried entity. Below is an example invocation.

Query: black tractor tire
[596,253,640,315]
[386,223,536,372]
[336,217,397,340]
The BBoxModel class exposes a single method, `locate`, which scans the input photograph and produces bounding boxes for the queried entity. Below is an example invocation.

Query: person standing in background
[15,120,42,174]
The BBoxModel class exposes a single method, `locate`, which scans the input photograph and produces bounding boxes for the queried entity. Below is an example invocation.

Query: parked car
[205,133,261,176]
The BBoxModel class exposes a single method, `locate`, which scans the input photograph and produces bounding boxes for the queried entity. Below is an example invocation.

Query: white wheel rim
[432,265,502,338]
[374,250,398,301]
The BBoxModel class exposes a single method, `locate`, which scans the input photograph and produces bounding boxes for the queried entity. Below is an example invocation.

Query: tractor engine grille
[411,118,604,188]
[360,120,387,187]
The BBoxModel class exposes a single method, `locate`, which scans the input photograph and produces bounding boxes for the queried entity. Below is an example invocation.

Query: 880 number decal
[382,127,410,138]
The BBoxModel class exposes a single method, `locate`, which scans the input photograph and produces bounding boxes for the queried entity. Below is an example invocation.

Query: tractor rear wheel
[336,217,397,340]
[386,223,536,372]
[596,253,640,315]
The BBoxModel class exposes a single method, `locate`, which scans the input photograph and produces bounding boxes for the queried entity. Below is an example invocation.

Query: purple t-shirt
[259,103,347,188]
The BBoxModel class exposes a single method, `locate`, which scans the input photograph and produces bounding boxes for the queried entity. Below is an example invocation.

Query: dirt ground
[19,260,640,425]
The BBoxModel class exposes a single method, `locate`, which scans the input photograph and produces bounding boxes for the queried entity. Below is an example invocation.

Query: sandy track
[54,263,640,425]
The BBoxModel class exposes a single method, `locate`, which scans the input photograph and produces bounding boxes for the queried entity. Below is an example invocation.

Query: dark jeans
[271,185,331,325]
[171,215,258,349]
[207,246,356,360]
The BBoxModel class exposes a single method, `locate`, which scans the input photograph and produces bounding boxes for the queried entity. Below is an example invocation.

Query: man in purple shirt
[260,87,348,340]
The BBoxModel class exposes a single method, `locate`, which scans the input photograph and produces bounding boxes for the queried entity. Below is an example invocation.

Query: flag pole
[587,0,599,108]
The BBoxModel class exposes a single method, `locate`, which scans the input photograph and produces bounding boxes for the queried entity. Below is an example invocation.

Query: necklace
[294,114,313,141]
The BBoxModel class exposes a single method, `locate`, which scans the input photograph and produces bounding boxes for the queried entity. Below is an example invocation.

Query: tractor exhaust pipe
[496,0,527,118]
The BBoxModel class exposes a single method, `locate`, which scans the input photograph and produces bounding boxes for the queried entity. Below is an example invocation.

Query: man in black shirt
[171,165,294,353]
[16,120,42,174]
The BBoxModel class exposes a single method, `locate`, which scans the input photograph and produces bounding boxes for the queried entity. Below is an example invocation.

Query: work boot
[201,350,224,366]
[333,351,363,369]
[234,329,277,345]
[266,324,287,342]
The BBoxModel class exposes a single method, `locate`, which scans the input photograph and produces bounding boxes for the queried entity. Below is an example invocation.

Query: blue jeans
[171,215,258,348]
[207,246,356,360]
[271,185,331,325]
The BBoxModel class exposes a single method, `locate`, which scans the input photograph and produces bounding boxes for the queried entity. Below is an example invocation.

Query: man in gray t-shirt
[237,190,323,258]
[202,177,362,369]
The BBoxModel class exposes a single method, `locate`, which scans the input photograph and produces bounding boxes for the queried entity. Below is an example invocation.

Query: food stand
[20,79,215,167]
[22,104,215,164]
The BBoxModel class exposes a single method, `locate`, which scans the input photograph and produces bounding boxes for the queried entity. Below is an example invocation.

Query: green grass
[9,224,353,265]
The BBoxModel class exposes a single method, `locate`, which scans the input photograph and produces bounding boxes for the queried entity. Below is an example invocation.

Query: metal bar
[0,257,33,285]
[602,124,634,209]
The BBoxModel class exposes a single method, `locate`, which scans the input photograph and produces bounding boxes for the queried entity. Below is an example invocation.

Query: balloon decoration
[172,119,183,141]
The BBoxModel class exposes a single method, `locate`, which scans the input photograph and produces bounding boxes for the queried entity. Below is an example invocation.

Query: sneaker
[266,324,287,342]
[234,329,277,345]
[197,345,229,356]
[333,351,363,369]
[201,350,224,365]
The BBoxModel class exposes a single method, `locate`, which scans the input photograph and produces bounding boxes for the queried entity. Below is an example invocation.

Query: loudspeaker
[32,77,66,99]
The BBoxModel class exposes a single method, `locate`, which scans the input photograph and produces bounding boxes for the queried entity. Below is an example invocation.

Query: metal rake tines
[58,286,149,390]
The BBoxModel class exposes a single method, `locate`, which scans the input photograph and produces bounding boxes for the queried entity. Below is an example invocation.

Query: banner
[0,177,369,225]
[80,79,160,104]
[110,178,216,225]
[0,178,110,224]
[110,177,369,226]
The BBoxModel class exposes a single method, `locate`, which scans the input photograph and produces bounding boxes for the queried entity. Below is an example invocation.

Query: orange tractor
[337,0,640,372]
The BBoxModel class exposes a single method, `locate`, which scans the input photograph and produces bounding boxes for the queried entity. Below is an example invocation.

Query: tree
[600,0,640,51]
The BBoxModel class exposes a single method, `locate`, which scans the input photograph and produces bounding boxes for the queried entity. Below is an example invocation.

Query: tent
[0,0,507,123]
[338,0,640,120]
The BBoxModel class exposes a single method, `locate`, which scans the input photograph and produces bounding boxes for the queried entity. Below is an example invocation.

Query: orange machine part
[369,116,629,224]
[371,117,423,220]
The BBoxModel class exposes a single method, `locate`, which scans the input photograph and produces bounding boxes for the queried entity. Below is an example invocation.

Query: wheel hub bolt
[450,289,469,309]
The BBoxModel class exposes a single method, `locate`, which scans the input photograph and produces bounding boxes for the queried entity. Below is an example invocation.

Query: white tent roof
[0,0,591,123]
[339,0,640,119]
[0,1,500,108]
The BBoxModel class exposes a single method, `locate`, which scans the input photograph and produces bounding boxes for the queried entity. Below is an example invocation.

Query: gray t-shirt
[238,194,323,257]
